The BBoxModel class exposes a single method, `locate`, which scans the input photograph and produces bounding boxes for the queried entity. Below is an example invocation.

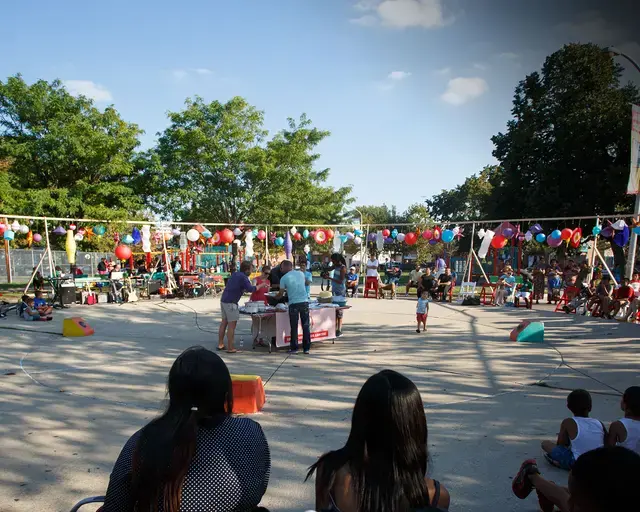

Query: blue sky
[3,0,639,212]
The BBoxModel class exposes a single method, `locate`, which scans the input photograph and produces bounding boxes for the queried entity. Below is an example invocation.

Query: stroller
[562,284,593,314]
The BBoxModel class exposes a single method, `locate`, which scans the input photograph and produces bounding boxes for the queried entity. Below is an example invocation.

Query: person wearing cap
[346,265,359,297]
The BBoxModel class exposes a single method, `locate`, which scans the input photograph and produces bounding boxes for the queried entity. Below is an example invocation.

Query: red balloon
[257,230,266,240]
[294,232,302,241]
[382,229,391,237]
[114,244,132,261]
[220,228,235,244]
[0,225,5,235]
[422,229,432,240]
[325,229,334,240]
[491,235,507,249]
[561,228,572,241]
[405,232,418,245]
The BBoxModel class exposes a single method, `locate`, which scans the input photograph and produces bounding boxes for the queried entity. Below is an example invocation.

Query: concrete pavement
[0,292,638,511]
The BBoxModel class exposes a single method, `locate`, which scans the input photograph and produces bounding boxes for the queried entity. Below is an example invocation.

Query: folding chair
[69,496,104,511]
[457,282,476,303]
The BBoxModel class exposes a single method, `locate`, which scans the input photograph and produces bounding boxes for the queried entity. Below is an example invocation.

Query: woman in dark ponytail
[103,346,271,512]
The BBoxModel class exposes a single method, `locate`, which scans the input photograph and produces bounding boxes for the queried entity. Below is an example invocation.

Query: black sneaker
[416,329,420,333]
[287,349,298,354]
[303,350,310,355]
[336,330,343,338]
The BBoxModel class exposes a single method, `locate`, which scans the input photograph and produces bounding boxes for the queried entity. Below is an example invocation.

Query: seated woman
[103,346,271,511]
[307,369,450,511]
[20,295,52,322]
[495,267,516,306]
[250,265,271,304]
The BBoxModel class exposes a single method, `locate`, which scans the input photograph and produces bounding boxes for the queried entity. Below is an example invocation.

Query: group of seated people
[563,272,640,321]
[19,291,53,321]
[406,266,455,302]
[97,346,639,512]
[513,387,640,512]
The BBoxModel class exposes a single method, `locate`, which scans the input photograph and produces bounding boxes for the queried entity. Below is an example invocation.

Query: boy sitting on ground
[606,386,640,454]
[20,295,52,322]
[512,446,640,512]
[33,290,53,317]
[541,389,605,470]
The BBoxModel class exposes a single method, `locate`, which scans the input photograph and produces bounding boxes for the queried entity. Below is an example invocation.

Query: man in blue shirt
[219,261,268,353]
[277,260,311,354]
[346,265,359,297]
[300,260,313,299]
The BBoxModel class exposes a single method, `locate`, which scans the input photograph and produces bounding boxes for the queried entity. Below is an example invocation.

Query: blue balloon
[535,233,546,243]
[275,236,284,246]
[428,239,437,245]
[385,237,394,244]
[202,230,212,239]
[441,229,455,243]
[302,229,310,239]
[340,235,349,243]
[354,229,363,236]
[391,229,398,239]
[551,229,562,240]
[252,228,259,236]
[633,226,640,236]
[3,229,15,241]
[592,225,601,236]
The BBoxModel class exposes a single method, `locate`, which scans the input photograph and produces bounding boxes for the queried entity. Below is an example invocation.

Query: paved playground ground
[1,291,638,512]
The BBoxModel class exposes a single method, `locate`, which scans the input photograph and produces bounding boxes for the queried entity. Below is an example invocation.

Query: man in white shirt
[625,272,640,322]
[365,254,379,297]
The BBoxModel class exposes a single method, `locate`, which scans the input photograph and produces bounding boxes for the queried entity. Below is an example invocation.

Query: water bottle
[239,336,244,349]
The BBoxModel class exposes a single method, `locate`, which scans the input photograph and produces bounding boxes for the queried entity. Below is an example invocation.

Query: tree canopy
[0,74,144,221]
[139,96,352,224]
[427,43,640,221]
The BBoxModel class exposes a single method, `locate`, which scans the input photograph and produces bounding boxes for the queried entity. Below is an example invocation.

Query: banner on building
[628,104,640,194]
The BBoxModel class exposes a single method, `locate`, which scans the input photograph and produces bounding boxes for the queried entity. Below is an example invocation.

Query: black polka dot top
[103,416,271,511]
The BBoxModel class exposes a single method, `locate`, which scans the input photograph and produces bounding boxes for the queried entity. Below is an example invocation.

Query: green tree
[491,43,639,218]
[143,96,352,224]
[425,165,498,221]
[0,75,145,222]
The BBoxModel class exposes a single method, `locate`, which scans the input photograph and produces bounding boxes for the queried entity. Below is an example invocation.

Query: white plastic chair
[457,282,477,302]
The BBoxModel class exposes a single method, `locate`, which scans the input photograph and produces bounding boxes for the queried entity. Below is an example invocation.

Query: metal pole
[626,194,640,278]
[467,222,476,282]
[589,218,599,284]
[3,217,11,283]
[44,218,55,278]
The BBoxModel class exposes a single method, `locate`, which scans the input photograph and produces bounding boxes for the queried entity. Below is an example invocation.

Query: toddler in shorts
[416,291,429,333]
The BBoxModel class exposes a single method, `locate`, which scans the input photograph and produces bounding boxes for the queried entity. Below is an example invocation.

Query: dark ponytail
[131,347,233,512]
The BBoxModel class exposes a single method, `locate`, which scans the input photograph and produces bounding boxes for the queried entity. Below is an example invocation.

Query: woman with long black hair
[307,370,450,512]
[103,347,270,512]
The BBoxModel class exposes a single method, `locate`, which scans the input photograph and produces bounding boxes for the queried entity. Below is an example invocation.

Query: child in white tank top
[607,386,640,455]
[541,389,605,470]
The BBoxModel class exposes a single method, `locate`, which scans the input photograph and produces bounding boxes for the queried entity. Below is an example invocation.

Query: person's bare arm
[606,420,625,446]
[314,463,330,512]
[557,418,576,446]
[438,483,451,510]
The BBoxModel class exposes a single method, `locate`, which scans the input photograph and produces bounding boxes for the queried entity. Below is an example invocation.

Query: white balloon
[346,232,355,240]
[233,227,243,236]
[303,244,311,254]
[396,233,406,242]
[525,231,533,241]
[186,229,200,242]
[452,226,460,235]
[11,221,20,231]
[290,226,297,235]
[477,229,486,239]
[74,233,84,241]
[353,237,362,245]
[20,224,29,234]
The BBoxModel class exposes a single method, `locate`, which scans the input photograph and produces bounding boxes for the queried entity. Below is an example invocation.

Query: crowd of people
[99,346,640,512]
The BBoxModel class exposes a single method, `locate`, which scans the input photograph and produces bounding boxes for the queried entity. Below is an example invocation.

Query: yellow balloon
[65,229,76,265]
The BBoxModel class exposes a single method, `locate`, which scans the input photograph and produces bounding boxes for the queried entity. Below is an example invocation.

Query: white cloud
[441,77,488,106]
[473,62,487,70]
[351,0,453,29]
[498,52,519,60]
[388,70,411,80]
[192,68,213,75]
[63,80,113,102]
[434,67,451,76]
[172,69,188,80]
